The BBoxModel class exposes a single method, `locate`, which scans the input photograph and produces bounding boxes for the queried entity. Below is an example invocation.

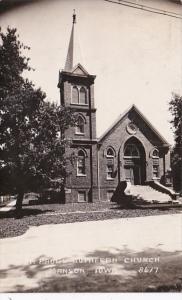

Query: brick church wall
[98,111,170,201]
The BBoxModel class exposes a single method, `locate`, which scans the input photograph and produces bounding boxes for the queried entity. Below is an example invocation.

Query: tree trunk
[15,190,24,218]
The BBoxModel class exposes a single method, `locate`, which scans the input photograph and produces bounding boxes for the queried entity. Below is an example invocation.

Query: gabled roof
[98,104,170,146]
[71,63,89,76]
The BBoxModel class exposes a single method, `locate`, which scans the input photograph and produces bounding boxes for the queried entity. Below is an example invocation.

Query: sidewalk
[0,213,182,292]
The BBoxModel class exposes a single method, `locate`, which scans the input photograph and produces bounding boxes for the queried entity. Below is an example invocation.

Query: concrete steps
[130,185,178,204]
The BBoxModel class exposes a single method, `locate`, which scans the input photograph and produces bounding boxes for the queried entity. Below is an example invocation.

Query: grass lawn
[0,200,181,239]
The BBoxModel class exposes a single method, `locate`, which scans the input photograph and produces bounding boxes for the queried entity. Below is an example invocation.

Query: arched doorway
[123,137,146,185]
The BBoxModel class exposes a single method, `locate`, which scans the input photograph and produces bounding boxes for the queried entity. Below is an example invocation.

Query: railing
[148,180,179,200]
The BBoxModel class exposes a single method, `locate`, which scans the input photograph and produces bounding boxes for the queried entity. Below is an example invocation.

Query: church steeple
[64,10,83,72]
[58,12,96,112]
[58,13,98,204]
[72,9,76,24]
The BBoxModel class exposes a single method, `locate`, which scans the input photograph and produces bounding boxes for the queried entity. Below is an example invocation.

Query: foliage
[0,27,76,213]
[169,93,182,191]
[0,27,31,96]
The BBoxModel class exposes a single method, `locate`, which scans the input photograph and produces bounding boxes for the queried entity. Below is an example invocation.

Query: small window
[76,116,85,134]
[150,148,159,158]
[152,149,159,157]
[107,191,114,202]
[106,147,115,157]
[153,165,159,179]
[80,87,87,104]
[72,86,79,104]
[107,163,114,179]
[77,150,86,175]
[78,191,86,202]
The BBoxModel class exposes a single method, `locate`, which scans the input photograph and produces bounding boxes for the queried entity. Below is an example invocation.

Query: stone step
[130,185,174,204]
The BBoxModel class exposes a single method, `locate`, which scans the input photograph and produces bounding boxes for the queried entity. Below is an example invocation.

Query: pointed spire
[73,9,76,24]
[64,10,83,72]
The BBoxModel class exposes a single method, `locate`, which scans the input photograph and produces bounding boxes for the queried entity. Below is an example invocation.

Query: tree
[0,27,76,215]
[169,93,182,192]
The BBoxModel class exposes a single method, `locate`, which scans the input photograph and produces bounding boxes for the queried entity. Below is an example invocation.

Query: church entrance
[123,138,146,185]
[125,165,141,185]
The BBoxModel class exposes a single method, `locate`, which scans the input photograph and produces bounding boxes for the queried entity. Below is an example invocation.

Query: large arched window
[72,86,79,104]
[124,144,140,158]
[80,87,87,104]
[76,115,85,134]
[77,150,86,175]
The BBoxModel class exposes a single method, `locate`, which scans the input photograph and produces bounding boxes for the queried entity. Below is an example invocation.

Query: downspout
[90,145,93,202]
[163,154,166,182]
[97,144,101,201]
[89,85,93,202]
[118,146,121,182]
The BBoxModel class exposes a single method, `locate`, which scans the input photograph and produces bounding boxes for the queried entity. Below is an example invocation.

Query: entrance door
[133,165,141,185]
[125,166,134,184]
[123,139,146,185]
[124,140,145,185]
[124,165,141,185]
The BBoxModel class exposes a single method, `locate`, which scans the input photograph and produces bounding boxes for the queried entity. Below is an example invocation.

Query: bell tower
[58,11,98,203]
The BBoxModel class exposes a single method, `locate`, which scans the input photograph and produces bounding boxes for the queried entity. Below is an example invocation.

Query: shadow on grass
[1,248,182,293]
[0,208,53,219]
[22,200,64,206]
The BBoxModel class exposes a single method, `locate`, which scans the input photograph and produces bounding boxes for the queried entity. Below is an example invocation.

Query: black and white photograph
[0,0,182,296]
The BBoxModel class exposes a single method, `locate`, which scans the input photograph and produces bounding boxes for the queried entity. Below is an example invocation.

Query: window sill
[77,174,87,177]
[71,103,88,106]
[75,132,85,136]
[106,178,115,181]
[124,156,140,159]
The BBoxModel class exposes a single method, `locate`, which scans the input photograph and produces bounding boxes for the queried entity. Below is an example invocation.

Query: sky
[0,0,182,144]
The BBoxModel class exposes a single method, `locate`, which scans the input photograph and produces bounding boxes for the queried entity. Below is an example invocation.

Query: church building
[58,13,171,203]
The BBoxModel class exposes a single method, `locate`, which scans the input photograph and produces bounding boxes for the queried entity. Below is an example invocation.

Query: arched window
[152,148,159,178]
[80,87,87,104]
[106,147,115,179]
[106,147,114,157]
[124,144,140,157]
[152,149,159,157]
[77,150,86,175]
[72,86,79,104]
[76,115,85,134]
